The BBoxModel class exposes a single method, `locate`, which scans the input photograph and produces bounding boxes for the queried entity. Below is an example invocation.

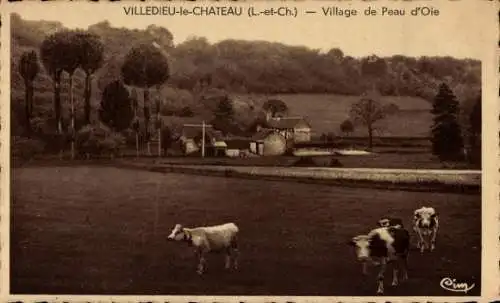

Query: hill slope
[10,13,480,138]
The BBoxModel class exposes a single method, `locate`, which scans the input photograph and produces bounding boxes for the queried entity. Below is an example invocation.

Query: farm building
[251,130,287,156]
[179,124,225,156]
[259,116,312,143]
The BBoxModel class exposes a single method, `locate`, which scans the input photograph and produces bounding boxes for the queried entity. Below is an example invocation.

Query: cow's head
[167,224,186,241]
[377,218,391,228]
[414,207,437,228]
[348,235,372,262]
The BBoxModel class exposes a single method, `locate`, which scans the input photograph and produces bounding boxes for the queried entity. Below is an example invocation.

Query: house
[259,116,312,143]
[250,129,287,156]
[179,124,225,156]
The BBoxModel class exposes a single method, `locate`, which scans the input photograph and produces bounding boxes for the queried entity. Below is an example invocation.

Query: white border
[1,1,498,302]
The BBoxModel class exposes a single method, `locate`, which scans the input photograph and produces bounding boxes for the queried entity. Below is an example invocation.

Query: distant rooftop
[181,124,224,141]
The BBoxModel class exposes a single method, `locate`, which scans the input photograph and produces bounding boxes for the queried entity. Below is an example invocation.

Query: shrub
[76,123,125,158]
[292,156,316,167]
[178,106,195,117]
[121,128,137,147]
[328,158,343,167]
[292,156,343,167]
[12,136,45,160]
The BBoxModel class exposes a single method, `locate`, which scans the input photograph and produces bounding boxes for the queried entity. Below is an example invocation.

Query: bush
[12,136,45,160]
[121,128,138,147]
[178,106,195,117]
[292,156,343,167]
[76,123,126,158]
[328,158,343,167]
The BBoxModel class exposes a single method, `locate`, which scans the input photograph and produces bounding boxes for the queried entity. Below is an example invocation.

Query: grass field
[236,93,434,137]
[11,166,481,296]
[138,152,476,170]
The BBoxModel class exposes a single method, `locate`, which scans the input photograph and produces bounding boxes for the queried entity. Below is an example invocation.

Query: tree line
[167,37,480,102]
[12,16,481,165]
[12,15,481,108]
[18,28,172,159]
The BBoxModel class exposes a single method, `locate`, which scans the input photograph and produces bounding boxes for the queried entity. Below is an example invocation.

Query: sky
[6,1,497,59]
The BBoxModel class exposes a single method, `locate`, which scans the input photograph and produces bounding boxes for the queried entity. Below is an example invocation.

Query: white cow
[167,222,239,275]
[413,206,439,253]
[349,226,410,294]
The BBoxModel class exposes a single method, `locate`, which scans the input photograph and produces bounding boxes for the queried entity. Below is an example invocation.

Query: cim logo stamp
[439,277,475,293]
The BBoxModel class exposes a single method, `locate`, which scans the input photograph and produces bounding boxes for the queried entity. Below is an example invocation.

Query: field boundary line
[115,161,481,195]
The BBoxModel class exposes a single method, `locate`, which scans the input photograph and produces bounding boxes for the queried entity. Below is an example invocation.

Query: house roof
[212,130,225,141]
[181,124,225,141]
[265,116,310,129]
[213,141,227,148]
[181,124,213,138]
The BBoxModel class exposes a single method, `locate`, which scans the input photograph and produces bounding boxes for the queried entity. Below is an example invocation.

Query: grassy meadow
[233,93,434,138]
[11,166,481,296]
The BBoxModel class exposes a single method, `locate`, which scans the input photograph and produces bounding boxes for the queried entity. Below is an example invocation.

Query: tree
[349,90,386,150]
[153,86,163,156]
[262,99,289,120]
[130,88,140,157]
[76,32,104,124]
[430,83,464,161]
[212,95,240,135]
[58,30,82,160]
[18,50,39,136]
[320,132,336,142]
[468,93,481,165]
[121,43,170,155]
[161,126,174,155]
[326,48,344,64]
[361,55,388,90]
[40,32,66,135]
[214,95,234,120]
[339,119,354,137]
[99,80,134,132]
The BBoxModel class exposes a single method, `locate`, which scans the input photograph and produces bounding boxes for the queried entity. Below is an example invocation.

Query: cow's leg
[430,228,438,251]
[231,239,239,270]
[376,259,387,294]
[391,259,399,286]
[423,232,431,251]
[196,250,206,275]
[413,226,422,249]
[225,248,232,270]
[402,253,409,282]
[415,227,425,253]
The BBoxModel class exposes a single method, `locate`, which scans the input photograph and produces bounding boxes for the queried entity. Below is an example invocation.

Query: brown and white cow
[413,207,439,253]
[348,226,410,294]
[167,222,239,275]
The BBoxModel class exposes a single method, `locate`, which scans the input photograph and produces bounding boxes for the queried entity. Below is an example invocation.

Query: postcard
[1,0,498,302]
